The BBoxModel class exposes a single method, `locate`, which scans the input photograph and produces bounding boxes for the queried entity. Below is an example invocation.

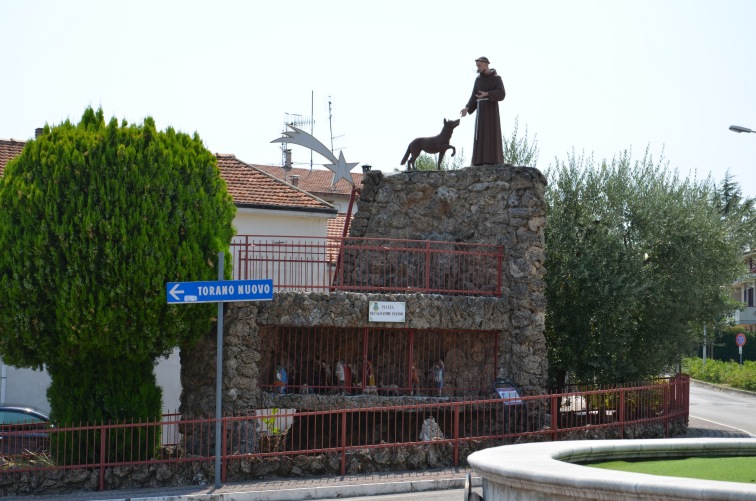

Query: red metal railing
[0,376,689,492]
[230,235,504,296]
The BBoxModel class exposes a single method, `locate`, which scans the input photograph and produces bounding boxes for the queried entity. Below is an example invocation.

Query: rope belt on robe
[474,98,489,141]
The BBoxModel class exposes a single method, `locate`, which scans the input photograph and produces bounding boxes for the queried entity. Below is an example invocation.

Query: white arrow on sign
[169,283,185,301]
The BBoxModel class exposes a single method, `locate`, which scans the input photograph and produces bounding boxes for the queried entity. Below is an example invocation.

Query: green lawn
[589,456,756,484]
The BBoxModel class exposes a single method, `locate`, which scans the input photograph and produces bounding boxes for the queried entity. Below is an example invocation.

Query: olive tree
[502,115,539,167]
[0,107,236,430]
[545,148,743,386]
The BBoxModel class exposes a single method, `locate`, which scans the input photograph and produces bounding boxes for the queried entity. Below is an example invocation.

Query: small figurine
[411,364,421,396]
[432,359,445,396]
[273,364,288,394]
[364,360,378,395]
[319,360,331,394]
[344,362,353,395]
[335,359,345,394]
[367,360,376,386]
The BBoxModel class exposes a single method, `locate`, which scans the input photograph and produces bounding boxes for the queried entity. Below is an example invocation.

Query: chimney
[291,175,299,187]
[284,149,292,170]
[34,128,43,138]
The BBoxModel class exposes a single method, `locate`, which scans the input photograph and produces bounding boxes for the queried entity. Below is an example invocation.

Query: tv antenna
[280,91,315,170]
[328,96,345,154]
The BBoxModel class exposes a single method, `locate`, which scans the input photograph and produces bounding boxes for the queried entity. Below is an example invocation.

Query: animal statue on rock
[400,118,460,170]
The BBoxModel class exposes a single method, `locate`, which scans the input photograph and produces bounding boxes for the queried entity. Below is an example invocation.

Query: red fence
[230,235,504,296]
[0,376,689,492]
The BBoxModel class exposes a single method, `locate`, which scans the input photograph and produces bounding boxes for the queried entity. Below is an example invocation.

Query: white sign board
[496,387,523,405]
[369,301,406,323]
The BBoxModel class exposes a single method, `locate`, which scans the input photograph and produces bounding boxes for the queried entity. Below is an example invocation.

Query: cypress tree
[0,108,236,445]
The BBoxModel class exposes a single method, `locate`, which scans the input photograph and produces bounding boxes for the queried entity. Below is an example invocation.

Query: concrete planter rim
[468,438,756,500]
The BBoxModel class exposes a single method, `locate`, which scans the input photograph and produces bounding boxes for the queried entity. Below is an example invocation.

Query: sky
[1,0,755,196]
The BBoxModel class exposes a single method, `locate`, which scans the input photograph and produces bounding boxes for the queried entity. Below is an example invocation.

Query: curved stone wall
[469,438,756,500]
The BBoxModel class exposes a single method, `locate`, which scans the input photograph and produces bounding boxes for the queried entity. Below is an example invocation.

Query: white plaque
[369,301,406,323]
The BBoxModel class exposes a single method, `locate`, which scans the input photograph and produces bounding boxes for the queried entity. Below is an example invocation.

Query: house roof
[0,138,336,214]
[327,213,349,241]
[326,213,353,262]
[214,154,335,213]
[253,165,363,197]
[0,139,26,177]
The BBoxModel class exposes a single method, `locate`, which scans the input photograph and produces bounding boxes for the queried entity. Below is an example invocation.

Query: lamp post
[729,125,755,133]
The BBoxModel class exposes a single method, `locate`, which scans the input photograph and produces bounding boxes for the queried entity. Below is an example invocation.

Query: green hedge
[682,357,756,391]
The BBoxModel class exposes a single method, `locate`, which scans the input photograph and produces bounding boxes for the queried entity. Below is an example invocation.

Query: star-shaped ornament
[324,151,358,187]
[271,125,358,187]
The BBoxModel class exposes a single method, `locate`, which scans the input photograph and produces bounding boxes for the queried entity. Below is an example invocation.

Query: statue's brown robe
[465,71,506,166]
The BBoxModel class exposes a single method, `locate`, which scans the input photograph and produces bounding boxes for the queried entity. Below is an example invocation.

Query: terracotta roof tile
[0,139,26,177]
[254,165,363,196]
[326,213,352,262]
[328,213,349,240]
[215,154,335,212]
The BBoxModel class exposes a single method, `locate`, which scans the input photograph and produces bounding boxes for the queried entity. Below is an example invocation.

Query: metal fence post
[425,241,431,291]
[550,394,558,441]
[497,246,503,296]
[453,403,460,466]
[362,328,369,390]
[664,383,670,437]
[99,425,107,491]
[408,329,414,394]
[341,410,347,475]
[618,388,625,439]
[222,418,228,483]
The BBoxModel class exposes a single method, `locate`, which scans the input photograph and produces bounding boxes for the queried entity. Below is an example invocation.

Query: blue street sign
[166,279,273,304]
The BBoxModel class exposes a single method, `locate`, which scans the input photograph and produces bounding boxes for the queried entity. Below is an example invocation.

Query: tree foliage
[0,107,236,426]
[502,116,539,167]
[544,148,744,386]
[399,149,467,171]
[709,171,756,251]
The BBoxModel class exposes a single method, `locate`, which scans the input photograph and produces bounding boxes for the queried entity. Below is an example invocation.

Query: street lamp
[729,125,755,133]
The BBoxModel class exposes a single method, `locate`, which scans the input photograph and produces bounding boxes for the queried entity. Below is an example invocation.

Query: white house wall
[233,207,332,236]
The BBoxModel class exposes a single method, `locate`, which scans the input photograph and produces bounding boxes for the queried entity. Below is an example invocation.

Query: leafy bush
[682,357,756,391]
[48,357,162,465]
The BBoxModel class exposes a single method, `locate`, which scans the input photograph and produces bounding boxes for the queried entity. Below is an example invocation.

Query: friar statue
[460,56,506,166]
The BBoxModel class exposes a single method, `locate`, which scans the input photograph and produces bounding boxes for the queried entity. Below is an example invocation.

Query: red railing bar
[99,425,107,490]
[234,234,501,247]
[453,403,460,466]
[340,410,347,476]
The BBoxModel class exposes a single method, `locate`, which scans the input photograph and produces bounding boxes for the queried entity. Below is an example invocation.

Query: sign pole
[214,251,224,488]
[165,259,272,489]
[736,333,747,367]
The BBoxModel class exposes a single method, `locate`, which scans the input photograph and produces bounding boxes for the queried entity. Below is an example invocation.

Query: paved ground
[4,466,480,501]
[6,384,753,501]
[685,415,753,438]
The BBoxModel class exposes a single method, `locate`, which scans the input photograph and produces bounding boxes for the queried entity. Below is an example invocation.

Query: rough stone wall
[351,165,548,391]
[181,164,548,421]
